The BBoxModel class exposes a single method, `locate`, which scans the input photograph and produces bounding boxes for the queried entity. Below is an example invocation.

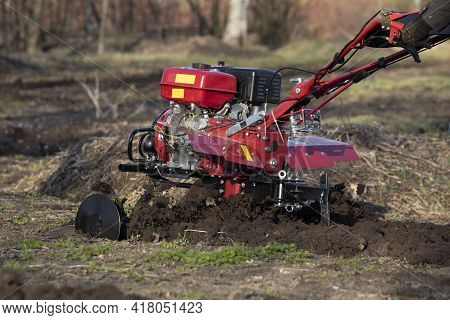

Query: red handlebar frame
[265,10,447,127]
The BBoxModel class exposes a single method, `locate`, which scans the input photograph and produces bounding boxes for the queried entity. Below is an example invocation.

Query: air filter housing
[214,66,282,104]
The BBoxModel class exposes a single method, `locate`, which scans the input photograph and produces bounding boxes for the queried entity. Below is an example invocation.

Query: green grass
[345,75,450,100]
[19,238,44,261]
[95,40,450,71]
[334,256,380,273]
[2,261,26,271]
[16,237,126,268]
[8,216,29,225]
[49,237,83,249]
[87,259,147,281]
[20,251,36,261]
[19,239,44,250]
[178,291,207,300]
[10,39,444,80]
[18,237,117,262]
[25,161,47,172]
[91,40,335,71]
[284,250,313,264]
[153,243,312,270]
[68,242,113,262]
[114,197,135,217]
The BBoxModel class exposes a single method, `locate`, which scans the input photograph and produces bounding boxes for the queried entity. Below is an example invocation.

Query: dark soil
[128,182,450,266]
[0,270,141,300]
[0,55,39,73]
[0,125,61,156]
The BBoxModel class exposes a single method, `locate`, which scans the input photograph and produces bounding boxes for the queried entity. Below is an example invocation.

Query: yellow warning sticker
[240,145,253,162]
[172,88,185,99]
[175,74,196,85]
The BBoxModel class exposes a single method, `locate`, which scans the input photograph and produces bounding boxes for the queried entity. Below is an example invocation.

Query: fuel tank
[160,67,237,109]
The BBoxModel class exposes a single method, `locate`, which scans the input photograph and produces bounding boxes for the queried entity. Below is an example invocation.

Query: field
[0,38,449,299]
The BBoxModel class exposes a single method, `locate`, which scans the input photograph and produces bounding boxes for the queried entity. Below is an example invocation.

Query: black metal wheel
[76,193,126,240]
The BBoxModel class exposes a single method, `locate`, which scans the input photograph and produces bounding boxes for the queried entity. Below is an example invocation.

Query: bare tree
[55,0,70,38]
[98,0,109,54]
[146,0,164,39]
[79,73,102,119]
[79,72,133,119]
[26,0,44,53]
[84,0,95,38]
[1,0,12,52]
[127,0,134,32]
[250,0,299,48]
[187,0,214,36]
[223,0,249,46]
[101,88,133,119]
[13,0,26,51]
[209,0,224,38]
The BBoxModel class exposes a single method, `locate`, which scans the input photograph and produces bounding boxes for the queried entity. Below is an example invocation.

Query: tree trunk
[98,0,109,54]
[222,0,249,46]
[26,0,44,53]
[127,0,134,32]
[61,1,71,36]
[210,0,221,37]
[15,0,27,50]
[119,0,127,32]
[84,0,94,38]
[147,0,164,39]
[187,0,213,36]
[2,0,12,52]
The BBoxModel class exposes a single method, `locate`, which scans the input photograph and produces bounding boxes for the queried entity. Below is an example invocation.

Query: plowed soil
[0,270,140,300]
[128,182,450,266]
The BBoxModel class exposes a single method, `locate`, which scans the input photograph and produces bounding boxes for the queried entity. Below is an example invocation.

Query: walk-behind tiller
[76,9,450,240]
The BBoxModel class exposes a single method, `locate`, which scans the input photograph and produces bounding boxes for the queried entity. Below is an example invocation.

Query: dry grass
[0,156,61,193]
[324,125,449,223]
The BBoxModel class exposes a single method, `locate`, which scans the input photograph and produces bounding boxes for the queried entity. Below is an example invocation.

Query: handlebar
[265,10,449,128]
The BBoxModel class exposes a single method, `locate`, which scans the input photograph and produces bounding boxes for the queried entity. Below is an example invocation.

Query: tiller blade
[76,194,128,240]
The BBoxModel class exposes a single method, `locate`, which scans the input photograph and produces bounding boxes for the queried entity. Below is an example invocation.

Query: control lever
[402,44,422,63]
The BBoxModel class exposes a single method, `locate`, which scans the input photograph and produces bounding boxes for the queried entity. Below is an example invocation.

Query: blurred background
[0,0,443,81]
[0,0,448,224]
[0,0,429,53]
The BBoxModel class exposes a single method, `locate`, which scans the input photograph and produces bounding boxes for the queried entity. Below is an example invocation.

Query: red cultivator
[76,9,449,240]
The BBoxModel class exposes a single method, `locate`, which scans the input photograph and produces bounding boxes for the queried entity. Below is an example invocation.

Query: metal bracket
[226,112,265,137]
[267,172,331,223]
[319,173,330,224]
[380,9,393,30]
[291,109,321,134]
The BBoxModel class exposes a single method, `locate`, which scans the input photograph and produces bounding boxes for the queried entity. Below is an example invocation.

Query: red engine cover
[160,67,237,109]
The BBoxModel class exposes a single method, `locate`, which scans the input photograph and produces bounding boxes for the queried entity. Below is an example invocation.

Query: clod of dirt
[0,269,141,300]
[128,182,450,266]
[90,181,117,197]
